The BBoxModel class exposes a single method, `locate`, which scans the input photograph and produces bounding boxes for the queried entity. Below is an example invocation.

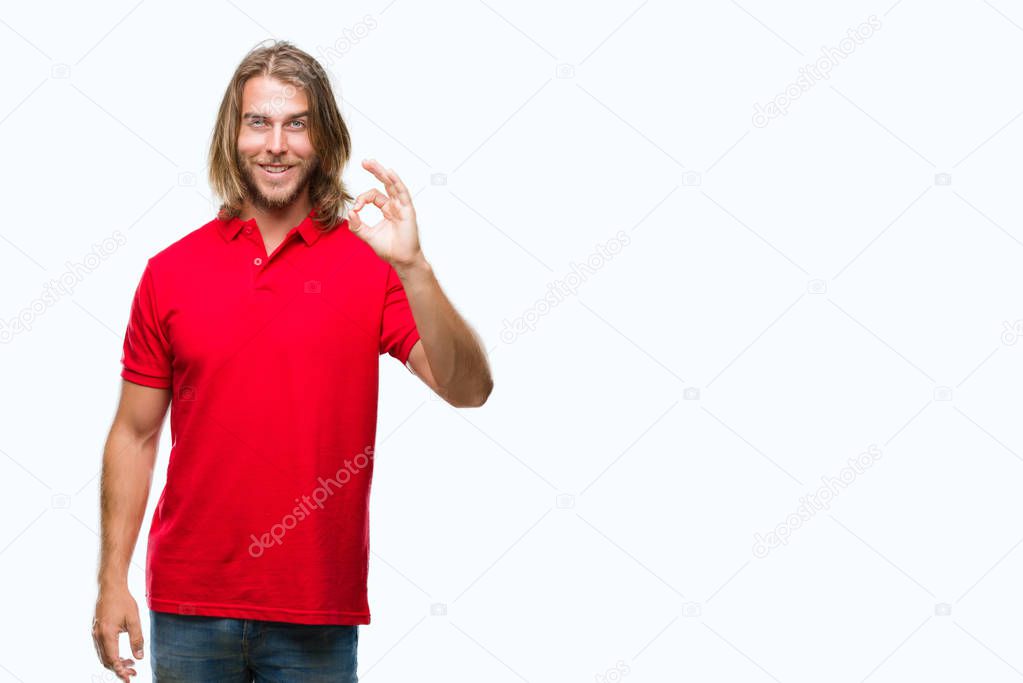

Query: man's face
[237,75,317,211]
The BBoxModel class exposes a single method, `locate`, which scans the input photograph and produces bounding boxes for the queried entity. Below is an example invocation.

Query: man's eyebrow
[242,111,310,120]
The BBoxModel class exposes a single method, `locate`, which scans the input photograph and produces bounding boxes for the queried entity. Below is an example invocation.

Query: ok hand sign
[347,159,423,269]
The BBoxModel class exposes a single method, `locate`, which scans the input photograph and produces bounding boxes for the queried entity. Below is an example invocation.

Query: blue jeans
[150,609,358,682]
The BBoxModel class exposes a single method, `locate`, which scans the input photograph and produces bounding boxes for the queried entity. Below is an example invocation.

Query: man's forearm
[98,428,157,588]
[395,256,492,406]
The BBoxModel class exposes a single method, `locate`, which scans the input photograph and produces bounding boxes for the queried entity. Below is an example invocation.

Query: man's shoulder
[146,215,224,270]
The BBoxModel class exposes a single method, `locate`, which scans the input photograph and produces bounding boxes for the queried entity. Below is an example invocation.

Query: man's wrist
[394,253,431,283]
[98,572,129,590]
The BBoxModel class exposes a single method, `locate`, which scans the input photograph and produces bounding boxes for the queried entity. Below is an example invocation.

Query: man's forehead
[241,77,308,117]
[243,103,308,118]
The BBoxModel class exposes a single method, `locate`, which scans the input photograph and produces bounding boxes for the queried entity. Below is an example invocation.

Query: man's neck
[239,196,312,238]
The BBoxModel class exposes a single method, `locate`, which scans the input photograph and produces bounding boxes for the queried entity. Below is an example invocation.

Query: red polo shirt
[120,207,420,625]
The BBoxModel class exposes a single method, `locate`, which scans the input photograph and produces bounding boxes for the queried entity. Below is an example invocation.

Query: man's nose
[267,123,287,155]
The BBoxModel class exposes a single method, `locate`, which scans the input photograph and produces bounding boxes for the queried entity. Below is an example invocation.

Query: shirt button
[254,257,263,266]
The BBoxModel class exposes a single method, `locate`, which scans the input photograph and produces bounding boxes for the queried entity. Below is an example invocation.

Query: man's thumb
[348,211,362,233]
[127,617,144,659]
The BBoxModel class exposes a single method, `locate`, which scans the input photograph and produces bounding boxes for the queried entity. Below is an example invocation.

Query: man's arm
[398,258,492,408]
[92,380,170,682]
[345,158,492,407]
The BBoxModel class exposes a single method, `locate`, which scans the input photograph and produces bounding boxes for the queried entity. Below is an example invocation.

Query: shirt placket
[243,224,299,287]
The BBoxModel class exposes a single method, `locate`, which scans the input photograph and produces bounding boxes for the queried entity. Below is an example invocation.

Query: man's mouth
[258,164,294,176]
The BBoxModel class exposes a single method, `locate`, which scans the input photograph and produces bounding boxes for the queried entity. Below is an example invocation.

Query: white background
[1,1,1022,681]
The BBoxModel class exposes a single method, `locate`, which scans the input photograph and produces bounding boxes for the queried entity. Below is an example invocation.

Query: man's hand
[347,159,424,270]
[92,584,144,681]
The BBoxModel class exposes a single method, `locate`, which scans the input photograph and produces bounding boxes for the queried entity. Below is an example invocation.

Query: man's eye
[250,119,265,127]
[289,120,306,129]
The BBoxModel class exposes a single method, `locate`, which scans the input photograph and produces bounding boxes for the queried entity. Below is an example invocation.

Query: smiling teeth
[263,165,289,173]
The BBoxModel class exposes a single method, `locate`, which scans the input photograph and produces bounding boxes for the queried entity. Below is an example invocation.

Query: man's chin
[247,178,305,210]
[257,182,295,200]
[254,192,298,211]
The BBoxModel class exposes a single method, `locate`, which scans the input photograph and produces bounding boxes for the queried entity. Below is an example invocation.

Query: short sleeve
[379,264,421,366]
[120,262,173,389]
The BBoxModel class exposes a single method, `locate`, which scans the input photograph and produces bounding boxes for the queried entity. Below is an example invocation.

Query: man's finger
[347,207,362,232]
[384,168,411,207]
[127,614,144,660]
[99,627,120,668]
[100,626,134,679]
[116,657,137,680]
[352,189,387,213]
[91,628,107,667]
[362,158,395,198]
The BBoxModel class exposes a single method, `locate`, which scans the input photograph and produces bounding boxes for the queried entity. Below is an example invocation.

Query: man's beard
[239,155,318,212]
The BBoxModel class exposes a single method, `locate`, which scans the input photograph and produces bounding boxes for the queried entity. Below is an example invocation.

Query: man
[91,41,492,682]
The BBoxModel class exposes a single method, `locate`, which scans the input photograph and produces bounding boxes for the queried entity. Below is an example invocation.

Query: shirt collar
[217,207,325,247]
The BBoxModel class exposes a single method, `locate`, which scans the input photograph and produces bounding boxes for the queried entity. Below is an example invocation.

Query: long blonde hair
[208,40,353,231]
